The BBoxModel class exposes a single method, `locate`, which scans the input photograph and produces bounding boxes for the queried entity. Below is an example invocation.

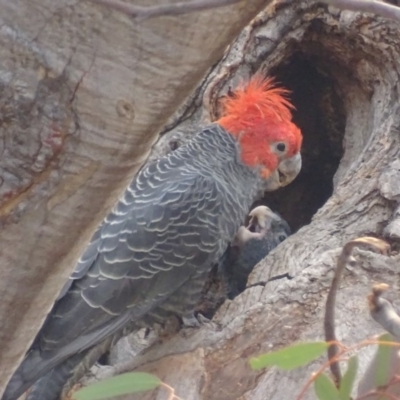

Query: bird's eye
[278,234,287,242]
[276,143,286,152]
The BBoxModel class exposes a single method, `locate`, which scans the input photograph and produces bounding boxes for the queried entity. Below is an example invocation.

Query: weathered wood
[96,1,400,399]
[0,0,270,392]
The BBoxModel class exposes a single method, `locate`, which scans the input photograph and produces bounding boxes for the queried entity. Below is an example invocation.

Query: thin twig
[87,0,244,20]
[320,0,400,23]
[324,237,390,386]
[160,382,183,400]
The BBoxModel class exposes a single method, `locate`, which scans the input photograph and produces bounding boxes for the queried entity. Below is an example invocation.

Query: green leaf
[339,355,358,400]
[314,373,340,400]
[73,372,161,400]
[249,341,328,371]
[375,332,393,388]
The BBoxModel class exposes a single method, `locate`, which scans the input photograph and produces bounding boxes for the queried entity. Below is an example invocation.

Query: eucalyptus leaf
[73,372,161,400]
[375,333,393,388]
[314,373,340,400]
[249,341,328,370]
[339,355,358,400]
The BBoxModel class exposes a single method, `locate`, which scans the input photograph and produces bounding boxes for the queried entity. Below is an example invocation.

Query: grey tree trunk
[0,0,270,394]
[88,1,400,399]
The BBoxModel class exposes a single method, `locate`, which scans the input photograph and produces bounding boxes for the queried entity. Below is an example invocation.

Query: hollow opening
[256,51,347,232]
[199,51,349,317]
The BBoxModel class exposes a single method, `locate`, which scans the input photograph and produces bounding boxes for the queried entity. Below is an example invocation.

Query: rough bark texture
[0,0,271,393]
[88,1,400,399]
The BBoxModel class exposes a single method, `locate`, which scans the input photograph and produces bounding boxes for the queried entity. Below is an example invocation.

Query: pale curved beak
[248,205,280,231]
[279,152,302,186]
[264,152,302,192]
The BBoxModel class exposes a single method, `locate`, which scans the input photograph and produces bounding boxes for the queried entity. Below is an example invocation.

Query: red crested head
[217,75,302,179]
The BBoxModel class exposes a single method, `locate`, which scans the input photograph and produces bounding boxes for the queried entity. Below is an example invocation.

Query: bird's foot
[180,313,220,338]
[181,312,211,328]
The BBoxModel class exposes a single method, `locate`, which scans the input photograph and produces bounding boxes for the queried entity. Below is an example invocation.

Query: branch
[368,283,400,338]
[87,0,245,20]
[324,237,390,386]
[320,0,400,23]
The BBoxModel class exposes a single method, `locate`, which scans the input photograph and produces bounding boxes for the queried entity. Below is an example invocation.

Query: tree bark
[0,0,271,393]
[93,1,400,399]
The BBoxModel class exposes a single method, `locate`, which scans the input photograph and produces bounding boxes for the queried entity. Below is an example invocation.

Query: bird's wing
[11,170,226,394]
[37,170,224,359]
[56,222,104,300]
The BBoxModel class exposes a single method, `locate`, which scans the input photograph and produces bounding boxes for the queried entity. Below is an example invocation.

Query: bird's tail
[3,339,112,400]
[26,352,86,400]
[26,334,120,400]
[2,343,100,400]
[2,350,46,400]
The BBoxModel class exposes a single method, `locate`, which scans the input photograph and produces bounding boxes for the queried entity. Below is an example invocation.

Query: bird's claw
[181,313,211,328]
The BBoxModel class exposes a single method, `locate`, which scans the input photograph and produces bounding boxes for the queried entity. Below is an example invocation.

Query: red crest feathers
[217,74,302,179]
[219,75,294,126]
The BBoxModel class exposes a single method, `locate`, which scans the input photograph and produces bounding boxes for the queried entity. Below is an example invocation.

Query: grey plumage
[3,125,280,400]
[220,206,291,299]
